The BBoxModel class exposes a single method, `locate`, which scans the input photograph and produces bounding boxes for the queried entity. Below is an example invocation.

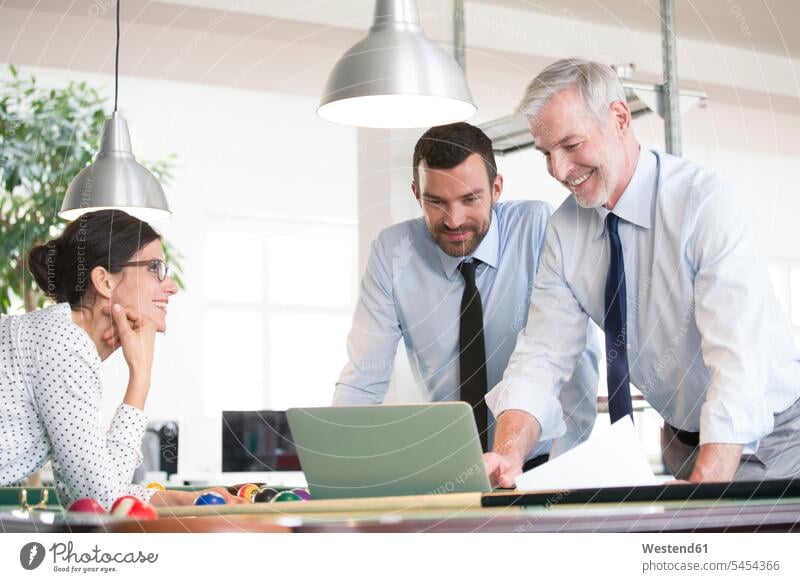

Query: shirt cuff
[109,404,148,463]
[333,384,386,405]
[699,397,773,452]
[485,377,566,442]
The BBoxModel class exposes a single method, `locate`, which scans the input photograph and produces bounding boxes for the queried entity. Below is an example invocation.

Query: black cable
[114,0,120,112]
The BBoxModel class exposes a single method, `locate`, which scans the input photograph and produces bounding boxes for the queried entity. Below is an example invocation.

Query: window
[203,308,264,415]
[202,219,357,417]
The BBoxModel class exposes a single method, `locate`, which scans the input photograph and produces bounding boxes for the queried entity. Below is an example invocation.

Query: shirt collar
[439,207,500,279]
[593,147,657,241]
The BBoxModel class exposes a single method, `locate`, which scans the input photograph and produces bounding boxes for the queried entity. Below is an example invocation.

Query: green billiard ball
[271,490,301,503]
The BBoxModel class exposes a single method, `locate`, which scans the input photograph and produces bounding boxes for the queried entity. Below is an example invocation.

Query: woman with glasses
[0,210,244,509]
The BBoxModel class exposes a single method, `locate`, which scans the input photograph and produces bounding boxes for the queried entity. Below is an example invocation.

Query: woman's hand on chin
[101,304,156,376]
[101,304,156,410]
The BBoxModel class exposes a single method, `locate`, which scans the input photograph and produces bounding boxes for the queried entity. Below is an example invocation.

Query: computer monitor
[221,410,301,472]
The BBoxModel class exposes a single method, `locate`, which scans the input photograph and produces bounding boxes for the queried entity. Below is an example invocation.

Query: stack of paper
[514,417,658,491]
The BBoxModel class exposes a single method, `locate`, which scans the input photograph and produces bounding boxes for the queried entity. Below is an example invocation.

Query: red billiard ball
[67,498,107,514]
[110,496,158,520]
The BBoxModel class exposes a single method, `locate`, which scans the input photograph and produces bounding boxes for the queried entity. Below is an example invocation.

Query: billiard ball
[271,490,301,503]
[67,498,107,514]
[237,484,260,500]
[252,487,278,503]
[110,496,158,520]
[194,491,227,506]
[227,482,266,494]
[290,488,311,501]
[146,482,165,491]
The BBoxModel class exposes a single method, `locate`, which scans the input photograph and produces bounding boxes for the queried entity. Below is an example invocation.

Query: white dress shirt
[487,149,800,453]
[0,303,155,509]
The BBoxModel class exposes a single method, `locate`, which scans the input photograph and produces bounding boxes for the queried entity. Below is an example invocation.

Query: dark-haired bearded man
[333,122,600,470]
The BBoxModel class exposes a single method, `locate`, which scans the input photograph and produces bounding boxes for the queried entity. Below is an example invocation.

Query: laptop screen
[222,410,301,472]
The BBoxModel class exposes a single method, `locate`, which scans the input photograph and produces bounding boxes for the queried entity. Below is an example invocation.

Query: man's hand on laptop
[483,452,522,489]
[484,409,542,488]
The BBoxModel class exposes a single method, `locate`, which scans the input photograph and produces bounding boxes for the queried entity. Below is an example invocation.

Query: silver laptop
[286,402,492,499]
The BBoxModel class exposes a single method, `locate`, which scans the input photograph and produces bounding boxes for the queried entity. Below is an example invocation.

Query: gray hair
[516,58,625,121]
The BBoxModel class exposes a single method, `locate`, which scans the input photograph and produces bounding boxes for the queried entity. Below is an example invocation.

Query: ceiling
[491,0,799,59]
[5,0,796,59]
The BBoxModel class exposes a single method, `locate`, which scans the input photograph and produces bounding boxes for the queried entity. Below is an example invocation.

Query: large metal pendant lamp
[60,0,170,221]
[317,0,476,128]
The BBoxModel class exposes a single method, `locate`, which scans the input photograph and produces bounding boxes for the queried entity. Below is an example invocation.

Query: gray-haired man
[484,58,800,487]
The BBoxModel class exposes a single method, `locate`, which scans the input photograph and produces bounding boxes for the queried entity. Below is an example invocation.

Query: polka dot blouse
[0,302,155,509]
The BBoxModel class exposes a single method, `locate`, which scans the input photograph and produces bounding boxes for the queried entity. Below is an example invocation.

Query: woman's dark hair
[412,122,498,187]
[28,210,161,307]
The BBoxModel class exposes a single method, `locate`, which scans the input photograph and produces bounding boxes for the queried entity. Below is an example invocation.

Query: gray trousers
[662,397,800,481]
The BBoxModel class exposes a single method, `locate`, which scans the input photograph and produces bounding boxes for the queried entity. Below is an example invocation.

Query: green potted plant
[0,65,183,314]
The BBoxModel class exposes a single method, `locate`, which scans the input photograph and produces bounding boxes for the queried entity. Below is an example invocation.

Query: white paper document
[514,417,658,491]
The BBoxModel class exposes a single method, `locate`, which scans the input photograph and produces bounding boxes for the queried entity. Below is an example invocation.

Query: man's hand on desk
[483,452,522,488]
[689,443,744,483]
[483,409,542,488]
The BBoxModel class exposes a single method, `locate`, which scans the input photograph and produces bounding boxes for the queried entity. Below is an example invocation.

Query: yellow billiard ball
[237,484,260,500]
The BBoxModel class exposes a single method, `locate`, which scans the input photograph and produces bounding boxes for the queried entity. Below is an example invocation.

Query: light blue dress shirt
[487,149,800,453]
[334,200,600,458]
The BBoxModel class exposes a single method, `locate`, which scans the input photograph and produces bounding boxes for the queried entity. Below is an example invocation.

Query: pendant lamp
[60,0,170,221]
[317,0,476,128]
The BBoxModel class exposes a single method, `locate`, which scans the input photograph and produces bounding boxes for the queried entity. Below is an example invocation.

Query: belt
[667,423,700,447]
[522,454,550,472]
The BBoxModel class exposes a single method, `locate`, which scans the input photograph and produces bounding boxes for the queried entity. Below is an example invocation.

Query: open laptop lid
[287,402,491,499]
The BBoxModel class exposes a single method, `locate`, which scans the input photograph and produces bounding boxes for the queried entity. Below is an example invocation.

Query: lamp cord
[114,0,120,112]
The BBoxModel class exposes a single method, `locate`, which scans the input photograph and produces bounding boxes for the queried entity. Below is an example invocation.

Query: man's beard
[431,218,490,257]
[571,172,611,209]
[574,189,609,209]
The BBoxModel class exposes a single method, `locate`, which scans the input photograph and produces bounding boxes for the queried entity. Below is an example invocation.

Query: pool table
[2,479,799,533]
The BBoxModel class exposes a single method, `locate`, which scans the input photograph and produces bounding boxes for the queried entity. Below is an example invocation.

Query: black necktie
[604,213,633,423]
[458,260,489,451]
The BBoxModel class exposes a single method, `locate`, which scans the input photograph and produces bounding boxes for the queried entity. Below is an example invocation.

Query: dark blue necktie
[458,260,489,452]
[604,213,633,424]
